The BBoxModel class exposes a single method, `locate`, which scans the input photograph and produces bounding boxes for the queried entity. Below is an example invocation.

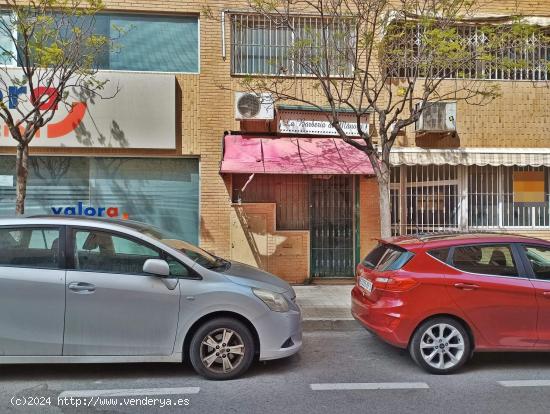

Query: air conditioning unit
[235,92,274,120]
[415,102,456,132]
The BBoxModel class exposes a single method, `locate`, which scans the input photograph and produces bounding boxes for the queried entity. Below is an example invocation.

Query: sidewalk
[293,285,361,331]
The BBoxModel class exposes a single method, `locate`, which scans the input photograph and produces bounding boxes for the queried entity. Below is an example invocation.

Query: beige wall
[230,203,310,283]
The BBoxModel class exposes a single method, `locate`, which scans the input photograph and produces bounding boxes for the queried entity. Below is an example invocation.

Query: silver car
[0,217,302,380]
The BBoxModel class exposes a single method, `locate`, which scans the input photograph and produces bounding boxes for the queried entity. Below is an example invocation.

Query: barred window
[231,14,355,77]
[469,166,550,228]
[391,165,550,235]
[384,23,550,81]
[391,165,460,235]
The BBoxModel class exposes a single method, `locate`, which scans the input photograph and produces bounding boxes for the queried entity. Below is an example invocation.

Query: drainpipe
[221,10,227,60]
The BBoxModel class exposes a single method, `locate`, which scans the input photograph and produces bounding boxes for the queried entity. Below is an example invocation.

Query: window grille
[384,23,550,81]
[231,13,355,77]
[391,165,550,236]
[391,165,460,235]
[469,165,550,228]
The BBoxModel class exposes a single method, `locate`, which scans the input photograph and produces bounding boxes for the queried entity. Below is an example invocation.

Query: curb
[303,318,362,332]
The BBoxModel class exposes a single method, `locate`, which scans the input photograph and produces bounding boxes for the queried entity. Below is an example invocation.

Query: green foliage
[7,0,108,73]
[380,16,548,81]
[0,0,115,142]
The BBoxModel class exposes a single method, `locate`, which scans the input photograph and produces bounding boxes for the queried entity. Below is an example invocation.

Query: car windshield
[136,224,228,270]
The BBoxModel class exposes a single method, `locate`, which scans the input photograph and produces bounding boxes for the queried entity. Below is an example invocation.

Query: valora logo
[51,202,129,220]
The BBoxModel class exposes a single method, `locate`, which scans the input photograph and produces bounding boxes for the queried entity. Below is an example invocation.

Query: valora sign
[51,202,129,220]
[0,70,176,149]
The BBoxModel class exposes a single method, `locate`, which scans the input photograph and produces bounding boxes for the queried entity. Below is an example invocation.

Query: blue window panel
[0,12,199,73]
[90,158,199,244]
[0,156,200,244]
[0,12,16,65]
[105,14,199,73]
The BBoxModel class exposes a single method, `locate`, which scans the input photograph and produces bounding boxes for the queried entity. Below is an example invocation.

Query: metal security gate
[310,176,355,277]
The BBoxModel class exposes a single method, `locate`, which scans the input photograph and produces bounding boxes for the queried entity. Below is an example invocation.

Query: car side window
[0,227,60,269]
[74,229,160,274]
[428,248,450,263]
[165,255,193,278]
[523,245,550,280]
[451,244,518,277]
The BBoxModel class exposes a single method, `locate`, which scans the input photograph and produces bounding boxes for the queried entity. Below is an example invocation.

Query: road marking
[58,387,200,398]
[499,380,550,388]
[310,382,430,391]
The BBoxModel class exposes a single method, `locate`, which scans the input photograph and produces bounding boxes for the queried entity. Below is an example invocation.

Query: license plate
[359,276,373,293]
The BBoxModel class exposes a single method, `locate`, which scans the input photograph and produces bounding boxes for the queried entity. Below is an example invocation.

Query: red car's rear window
[362,243,414,271]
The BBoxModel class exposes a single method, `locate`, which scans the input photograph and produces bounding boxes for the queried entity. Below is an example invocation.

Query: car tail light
[374,276,419,292]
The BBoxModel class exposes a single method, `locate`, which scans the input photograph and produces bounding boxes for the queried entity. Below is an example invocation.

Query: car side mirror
[143,259,170,277]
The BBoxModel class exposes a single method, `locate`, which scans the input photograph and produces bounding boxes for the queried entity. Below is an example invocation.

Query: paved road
[2,329,550,414]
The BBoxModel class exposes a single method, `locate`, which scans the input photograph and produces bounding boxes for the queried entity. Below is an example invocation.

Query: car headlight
[252,288,289,312]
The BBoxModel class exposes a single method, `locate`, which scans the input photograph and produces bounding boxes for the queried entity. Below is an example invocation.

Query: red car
[351,233,550,374]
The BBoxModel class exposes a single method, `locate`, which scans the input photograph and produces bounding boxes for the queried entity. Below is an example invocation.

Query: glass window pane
[468,165,499,228]
[0,227,60,268]
[232,14,353,76]
[0,11,15,65]
[108,14,198,72]
[428,248,450,263]
[452,244,518,277]
[0,156,199,245]
[90,158,199,244]
[165,255,190,277]
[523,245,550,280]
[74,229,159,273]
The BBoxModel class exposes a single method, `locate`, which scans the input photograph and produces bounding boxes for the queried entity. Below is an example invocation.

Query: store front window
[391,165,550,234]
[469,165,549,228]
[0,156,199,244]
[391,165,459,235]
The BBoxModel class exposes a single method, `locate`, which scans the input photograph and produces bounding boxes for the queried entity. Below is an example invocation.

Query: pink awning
[220,135,374,175]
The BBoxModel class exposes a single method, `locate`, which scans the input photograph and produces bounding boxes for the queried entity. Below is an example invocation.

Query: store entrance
[310,176,355,278]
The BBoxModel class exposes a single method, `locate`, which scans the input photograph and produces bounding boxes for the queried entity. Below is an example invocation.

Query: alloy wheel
[419,323,465,370]
[199,328,246,374]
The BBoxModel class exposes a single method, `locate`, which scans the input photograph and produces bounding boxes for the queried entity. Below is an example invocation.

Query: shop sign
[278,110,369,137]
[51,201,129,219]
[0,69,176,149]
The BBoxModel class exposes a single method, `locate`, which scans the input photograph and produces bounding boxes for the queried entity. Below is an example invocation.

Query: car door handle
[68,282,96,293]
[542,291,550,298]
[454,283,479,290]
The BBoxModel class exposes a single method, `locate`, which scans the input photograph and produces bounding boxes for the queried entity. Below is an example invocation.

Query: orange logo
[3,86,87,139]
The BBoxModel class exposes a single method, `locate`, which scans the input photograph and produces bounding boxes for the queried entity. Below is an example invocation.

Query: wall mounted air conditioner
[415,102,456,132]
[235,92,274,120]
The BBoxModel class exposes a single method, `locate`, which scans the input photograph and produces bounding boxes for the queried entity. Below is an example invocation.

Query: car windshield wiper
[211,257,231,270]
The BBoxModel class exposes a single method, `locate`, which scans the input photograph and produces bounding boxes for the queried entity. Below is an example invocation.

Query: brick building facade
[0,1,549,283]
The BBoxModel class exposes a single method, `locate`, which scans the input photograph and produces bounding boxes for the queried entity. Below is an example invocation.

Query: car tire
[409,317,471,375]
[189,317,255,380]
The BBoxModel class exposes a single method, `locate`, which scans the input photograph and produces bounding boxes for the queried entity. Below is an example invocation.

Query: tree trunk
[377,172,392,239]
[15,144,29,216]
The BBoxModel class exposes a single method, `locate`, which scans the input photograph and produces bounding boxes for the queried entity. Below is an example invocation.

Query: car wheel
[189,317,255,380]
[409,317,471,375]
